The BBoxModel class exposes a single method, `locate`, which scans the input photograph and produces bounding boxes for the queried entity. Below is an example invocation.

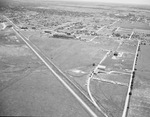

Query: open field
[101,52,135,72]
[128,45,150,117]
[90,80,128,117]
[136,45,150,72]
[114,21,150,30]
[117,40,138,53]
[93,37,119,50]
[96,73,130,85]
[0,23,3,29]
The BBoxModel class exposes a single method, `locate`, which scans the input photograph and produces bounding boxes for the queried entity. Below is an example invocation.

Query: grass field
[118,40,138,53]
[101,52,135,72]
[128,45,150,117]
[90,80,128,117]
[115,21,150,30]
[93,37,119,50]
[0,23,3,29]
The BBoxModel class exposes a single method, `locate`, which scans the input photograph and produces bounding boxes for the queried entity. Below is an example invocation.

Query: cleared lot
[118,40,138,53]
[0,23,3,29]
[90,79,128,117]
[114,21,150,30]
[96,73,131,85]
[93,37,119,51]
[101,52,135,72]
[128,45,150,117]
[128,71,150,117]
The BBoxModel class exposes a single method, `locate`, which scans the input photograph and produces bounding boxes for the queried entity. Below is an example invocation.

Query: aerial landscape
[0,0,150,117]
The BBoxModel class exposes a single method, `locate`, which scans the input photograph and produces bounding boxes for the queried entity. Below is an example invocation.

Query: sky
[61,0,150,5]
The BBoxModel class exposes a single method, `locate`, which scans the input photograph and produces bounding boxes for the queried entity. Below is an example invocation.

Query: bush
[114,33,121,37]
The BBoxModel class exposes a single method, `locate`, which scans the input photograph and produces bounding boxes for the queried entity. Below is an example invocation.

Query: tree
[115,33,121,37]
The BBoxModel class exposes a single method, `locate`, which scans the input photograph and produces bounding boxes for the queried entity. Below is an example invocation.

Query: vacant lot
[136,45,150,72]
[115,21,150,30]
[90,79,128,117]
[128,45,150,117]
[0,23,3,29]
[96,73,131,85]
[118,40,138,53]
[101,52,135,72]
[0,29,24,45]
[93,37,119,50]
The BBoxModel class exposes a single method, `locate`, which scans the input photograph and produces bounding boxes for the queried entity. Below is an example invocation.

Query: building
[94,65,106,74]
[97,65,106,71]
